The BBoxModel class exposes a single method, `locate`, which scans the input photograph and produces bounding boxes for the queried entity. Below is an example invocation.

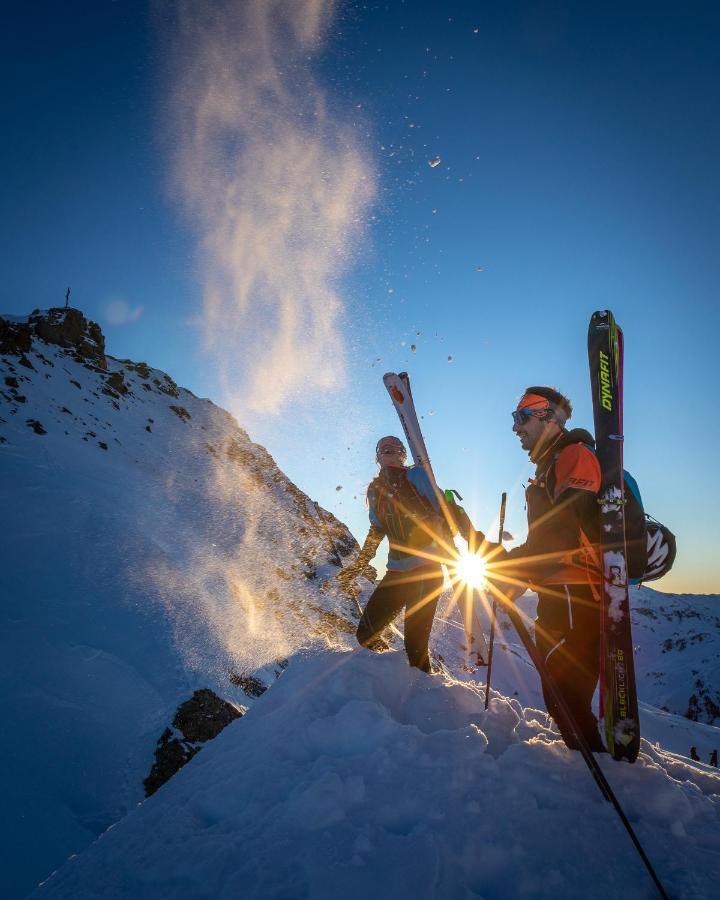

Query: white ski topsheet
[382,372,435,480]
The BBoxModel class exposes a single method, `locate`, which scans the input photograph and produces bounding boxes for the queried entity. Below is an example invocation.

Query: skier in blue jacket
[338,436,451,672]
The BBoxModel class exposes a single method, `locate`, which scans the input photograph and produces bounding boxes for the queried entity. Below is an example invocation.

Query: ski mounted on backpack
[580,448,676,584]
[588,310,640,762]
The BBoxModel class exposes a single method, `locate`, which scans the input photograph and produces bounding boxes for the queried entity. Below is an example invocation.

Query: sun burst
[451,550,488,591]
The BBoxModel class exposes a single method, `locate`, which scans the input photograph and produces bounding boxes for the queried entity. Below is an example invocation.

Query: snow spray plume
[164,0,375,415]
[149,2,373,681]
[143,408,359,685]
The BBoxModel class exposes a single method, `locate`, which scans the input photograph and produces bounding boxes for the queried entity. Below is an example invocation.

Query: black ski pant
[535,585,605,752]
[356,566,444,673]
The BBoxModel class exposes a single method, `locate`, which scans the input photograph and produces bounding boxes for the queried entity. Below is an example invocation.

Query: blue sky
[2,1,718,592]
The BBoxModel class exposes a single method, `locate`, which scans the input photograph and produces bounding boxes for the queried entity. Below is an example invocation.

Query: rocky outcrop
[0,318,33,357]
[144,689,243,797]
[0,308,105,367]
[686,678,720,725]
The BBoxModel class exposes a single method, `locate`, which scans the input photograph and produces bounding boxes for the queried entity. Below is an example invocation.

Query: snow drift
[34,649,720,900]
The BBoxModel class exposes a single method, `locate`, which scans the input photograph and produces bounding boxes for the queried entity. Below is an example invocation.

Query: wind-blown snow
[35,649,720,900]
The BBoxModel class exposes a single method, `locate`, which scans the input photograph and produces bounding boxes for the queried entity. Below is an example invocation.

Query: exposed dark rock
[169,404,191,422]
[4,376,18,388]
[26,419,46,435]
[153,375,180,398]
[33,308,105,365]
[0,319,32,356]
[105,371,128,395]
[1,308,106,367]
[686,679,720,725]
[144,689,242,797]
[229,672,268,699]
[98,442,108,450]
[70,380,81,390]
[118,359,152,379]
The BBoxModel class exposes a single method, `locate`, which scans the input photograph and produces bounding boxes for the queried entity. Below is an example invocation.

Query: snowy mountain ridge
[0,307,370,897]
[2,308,719,899]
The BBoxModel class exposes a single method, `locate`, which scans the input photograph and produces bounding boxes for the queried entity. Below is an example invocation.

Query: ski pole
[484,491,507,710]
[495,592,668,899]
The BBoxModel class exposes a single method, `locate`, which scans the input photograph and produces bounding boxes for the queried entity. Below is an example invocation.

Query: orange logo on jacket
[553,444,601,500]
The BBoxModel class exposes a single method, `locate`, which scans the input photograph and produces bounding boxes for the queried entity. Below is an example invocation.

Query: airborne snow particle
[476,266,485,272]
[448,356,453,362]
[336,485,342,491]
[410,344,417,353]
[428,157,441,168]
[432,208,437,214]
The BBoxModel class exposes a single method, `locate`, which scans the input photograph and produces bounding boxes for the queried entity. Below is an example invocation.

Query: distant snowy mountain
[632,587,720,725]
[2,308,719,899]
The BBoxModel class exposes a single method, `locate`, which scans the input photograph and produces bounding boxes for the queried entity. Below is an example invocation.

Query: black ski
[588,310,640,762]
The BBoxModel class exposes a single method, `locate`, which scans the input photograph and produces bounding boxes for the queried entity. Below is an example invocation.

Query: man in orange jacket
[486,386,606,752]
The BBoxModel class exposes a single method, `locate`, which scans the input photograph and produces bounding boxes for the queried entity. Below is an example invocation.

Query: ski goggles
[512,394,551,426]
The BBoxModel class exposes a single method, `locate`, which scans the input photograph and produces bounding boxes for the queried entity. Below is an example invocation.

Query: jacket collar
[533,427,595,473]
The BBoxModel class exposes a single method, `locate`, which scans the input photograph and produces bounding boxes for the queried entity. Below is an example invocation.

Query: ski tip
[590,309,616,326]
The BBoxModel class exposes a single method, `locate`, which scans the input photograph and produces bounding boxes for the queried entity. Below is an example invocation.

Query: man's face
[512,412,559,457]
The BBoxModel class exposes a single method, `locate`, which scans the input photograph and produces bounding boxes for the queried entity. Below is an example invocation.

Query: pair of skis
[383,372,488,665]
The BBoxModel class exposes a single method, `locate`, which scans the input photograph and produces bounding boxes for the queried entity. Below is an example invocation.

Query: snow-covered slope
[33,650,720,900]
[0,309,368,898]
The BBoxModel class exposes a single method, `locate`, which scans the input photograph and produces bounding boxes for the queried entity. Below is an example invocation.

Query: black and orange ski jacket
[500,428,603,624]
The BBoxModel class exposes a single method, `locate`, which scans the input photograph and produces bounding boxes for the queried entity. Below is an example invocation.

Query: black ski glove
[468,530,504,557]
